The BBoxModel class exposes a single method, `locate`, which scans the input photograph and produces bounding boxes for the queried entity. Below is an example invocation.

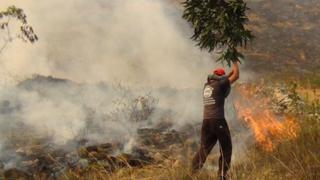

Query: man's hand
[228,61,239,84]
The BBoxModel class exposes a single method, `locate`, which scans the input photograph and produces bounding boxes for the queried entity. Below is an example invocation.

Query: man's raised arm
[228,61,240,84]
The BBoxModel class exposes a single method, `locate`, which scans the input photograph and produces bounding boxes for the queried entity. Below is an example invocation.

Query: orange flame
[234,84,300,151]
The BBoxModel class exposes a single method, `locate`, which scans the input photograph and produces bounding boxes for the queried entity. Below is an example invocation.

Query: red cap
[213,68,226,76]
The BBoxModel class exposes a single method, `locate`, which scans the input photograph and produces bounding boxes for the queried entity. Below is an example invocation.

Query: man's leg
[217,120,232,179]
[192,119,218,172]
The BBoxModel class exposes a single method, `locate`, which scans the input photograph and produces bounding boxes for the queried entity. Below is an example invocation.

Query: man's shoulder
[220,76,230,85]
[205,76,229,86]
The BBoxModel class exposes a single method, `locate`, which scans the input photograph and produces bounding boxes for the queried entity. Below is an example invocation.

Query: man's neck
[208,74,227,81]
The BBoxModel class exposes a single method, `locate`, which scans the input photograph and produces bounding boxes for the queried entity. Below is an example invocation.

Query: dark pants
[192,118,232,177]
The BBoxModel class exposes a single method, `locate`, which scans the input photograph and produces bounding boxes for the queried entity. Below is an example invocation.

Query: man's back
[203,77,230,120]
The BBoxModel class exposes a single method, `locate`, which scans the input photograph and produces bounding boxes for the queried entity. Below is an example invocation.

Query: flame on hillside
[234,84,300,151]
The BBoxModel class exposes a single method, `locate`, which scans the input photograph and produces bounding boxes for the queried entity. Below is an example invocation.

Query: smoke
[0,0,219,88]
[0,0,212,138]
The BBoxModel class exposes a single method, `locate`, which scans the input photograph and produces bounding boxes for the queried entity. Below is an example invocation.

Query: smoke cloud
[0,0,220,88]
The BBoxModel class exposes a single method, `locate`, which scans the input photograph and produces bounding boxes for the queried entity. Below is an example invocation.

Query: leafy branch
[182,0,254,66]
[0,5,38,54]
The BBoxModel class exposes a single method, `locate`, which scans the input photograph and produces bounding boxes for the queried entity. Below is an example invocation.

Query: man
[192,61,240,180]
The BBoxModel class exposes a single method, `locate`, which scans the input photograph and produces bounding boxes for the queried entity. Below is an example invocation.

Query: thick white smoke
[0,0,220,143]
[0,0,219,88]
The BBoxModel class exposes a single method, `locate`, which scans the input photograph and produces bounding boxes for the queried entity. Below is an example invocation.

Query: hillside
[244,0,320,76]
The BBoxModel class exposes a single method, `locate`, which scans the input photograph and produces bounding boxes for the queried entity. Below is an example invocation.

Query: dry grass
[61,82,320,180]
[298,88,320,102]
[63,113,320,180]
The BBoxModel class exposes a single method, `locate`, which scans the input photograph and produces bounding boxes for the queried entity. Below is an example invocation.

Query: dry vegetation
[62,82,319,180]
[1,80,319,180]
[242,0,320,78]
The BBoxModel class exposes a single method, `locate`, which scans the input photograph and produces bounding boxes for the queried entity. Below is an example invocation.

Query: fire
[234,84,300,151]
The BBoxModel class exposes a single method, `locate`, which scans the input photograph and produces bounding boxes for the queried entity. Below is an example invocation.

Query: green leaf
[182,0,253,66]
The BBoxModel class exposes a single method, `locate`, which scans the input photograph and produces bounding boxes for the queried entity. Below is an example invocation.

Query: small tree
[0,5,38,54]
[182,0,253,65]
